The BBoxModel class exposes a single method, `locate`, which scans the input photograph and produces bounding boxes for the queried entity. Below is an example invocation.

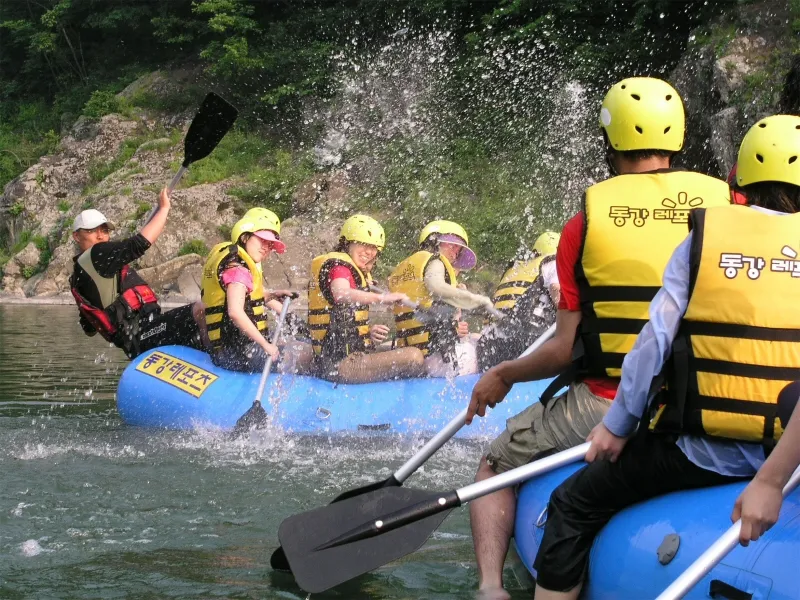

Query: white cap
[73,209,115,232]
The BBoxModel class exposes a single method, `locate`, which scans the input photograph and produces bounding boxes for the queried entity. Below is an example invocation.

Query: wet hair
[237,232,252,246]
[420,236,439,253]
[738,181,800,214]
[602,131,675,175]
[614,148,674,161]
[334,237,350,253]
[335,237,381,256]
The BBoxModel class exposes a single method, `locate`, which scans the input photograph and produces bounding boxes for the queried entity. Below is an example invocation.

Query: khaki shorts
[485,382,612,474]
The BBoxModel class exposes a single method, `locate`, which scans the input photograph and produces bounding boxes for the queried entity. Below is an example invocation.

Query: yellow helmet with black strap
[231,209,282,243]
[340,215,385,251]
[532,231,560,257]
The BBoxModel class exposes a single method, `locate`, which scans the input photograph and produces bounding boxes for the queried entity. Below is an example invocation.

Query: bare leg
[470,457,515,598]
[336,347,425,383]
[533,584,582,600]
[278,341,314,375]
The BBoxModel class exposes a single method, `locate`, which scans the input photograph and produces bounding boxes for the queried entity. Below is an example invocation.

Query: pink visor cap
[438,233,477,270]
[252,230,286,254]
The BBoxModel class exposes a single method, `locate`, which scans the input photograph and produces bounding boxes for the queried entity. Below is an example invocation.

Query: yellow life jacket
[201,242,267,352]
[577,170,732,378]
[307,252,372,360]
[388,251,457,356]
[650,205,800,445]
[492,254,555,316]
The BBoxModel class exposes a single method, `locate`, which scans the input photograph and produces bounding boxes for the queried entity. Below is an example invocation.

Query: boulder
[138,254,204,295]
[14,242,41,270]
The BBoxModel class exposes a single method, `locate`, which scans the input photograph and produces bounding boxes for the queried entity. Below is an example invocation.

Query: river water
[0,305,533,599]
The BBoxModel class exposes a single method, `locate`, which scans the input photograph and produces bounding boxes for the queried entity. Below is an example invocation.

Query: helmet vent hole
[759,122,767,128]
[665,94,672,101]
[756,154,764,163]
[789,156,798,164]
[635,126,643,134]
[796,125,800,130]
[631,94,641,101]
[664,126,671,134]
[621,84,627,89]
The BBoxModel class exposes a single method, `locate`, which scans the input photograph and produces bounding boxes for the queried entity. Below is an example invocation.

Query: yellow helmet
[600,77,685,152]
[340,214,385,251]
[231,208,282,243]
[418,220,469,246]
[532,231,560,257]
[419,220,477,270]
[736,115,800,188]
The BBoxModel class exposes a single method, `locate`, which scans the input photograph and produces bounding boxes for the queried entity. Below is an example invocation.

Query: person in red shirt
[463,77,733,599]
[307,215,426,383]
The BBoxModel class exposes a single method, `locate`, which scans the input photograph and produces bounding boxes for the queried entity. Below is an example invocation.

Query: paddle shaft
[253,296,292,406]
[393,322,556,483]
[168,166,188,193]
[655,464,800,600]
[317,442,589,550]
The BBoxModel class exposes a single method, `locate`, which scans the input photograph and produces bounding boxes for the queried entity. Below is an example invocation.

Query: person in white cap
[388,219,494,377]
[70,187,206,358]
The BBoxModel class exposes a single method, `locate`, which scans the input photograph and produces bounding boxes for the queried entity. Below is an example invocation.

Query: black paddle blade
[269,475,402,572]
[182,92,238,167]
[230,401,267,438]
[278,487,452,593]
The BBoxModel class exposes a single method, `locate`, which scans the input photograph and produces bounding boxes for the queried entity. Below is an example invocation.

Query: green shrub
[57,200,70,212]
[178,239,209,256]
[8,202,24,216]
[217,224,232,241]
[227,149,314,219]
[134,202,150,219]
[82,90,130,119]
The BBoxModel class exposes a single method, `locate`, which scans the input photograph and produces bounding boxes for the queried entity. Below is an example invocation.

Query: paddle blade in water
[269,474,402,572]
[230,401,268,438]
[182,92,238,167]
[278,486,451,593]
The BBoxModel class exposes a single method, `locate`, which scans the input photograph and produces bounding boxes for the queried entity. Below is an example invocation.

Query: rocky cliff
[0,0,797,304]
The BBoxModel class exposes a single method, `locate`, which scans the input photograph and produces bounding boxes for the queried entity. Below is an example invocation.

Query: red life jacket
[71,265,158,342]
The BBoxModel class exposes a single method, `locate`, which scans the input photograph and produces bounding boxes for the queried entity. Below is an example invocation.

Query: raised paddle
[269,322,557,571]
[278,441,590,593]
[231,293,297,434]
[168,92,238,192]
[655,463,800,600]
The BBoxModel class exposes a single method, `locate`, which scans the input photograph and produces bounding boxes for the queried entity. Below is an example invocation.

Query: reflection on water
[0,305,533,599]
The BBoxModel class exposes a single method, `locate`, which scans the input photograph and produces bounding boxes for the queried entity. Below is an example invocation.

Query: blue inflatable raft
[117,345,553,438]
[514,462,800,599]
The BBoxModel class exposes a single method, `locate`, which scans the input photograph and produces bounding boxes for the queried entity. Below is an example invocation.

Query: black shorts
[134,304,203,357]
[211,341,277,374]
[532,433,745,592]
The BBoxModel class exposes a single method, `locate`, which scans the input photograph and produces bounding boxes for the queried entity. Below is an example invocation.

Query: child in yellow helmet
[388,220,495,377]
[201,208,297,373]
[307,214,425,383]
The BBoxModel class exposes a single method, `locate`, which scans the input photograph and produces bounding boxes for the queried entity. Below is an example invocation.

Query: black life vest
[71,264,159,343]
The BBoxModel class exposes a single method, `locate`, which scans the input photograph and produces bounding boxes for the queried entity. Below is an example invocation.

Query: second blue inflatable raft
[117,345,555,438]
[514,462,800,599]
